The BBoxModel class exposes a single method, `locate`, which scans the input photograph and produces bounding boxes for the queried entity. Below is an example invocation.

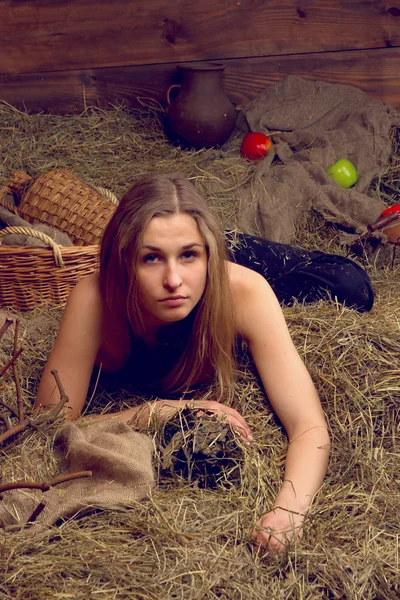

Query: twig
[50,370,68,405]
[48,369,70,419]
[0,470,93,495]
[12,320,24,422]
[0,418,30,445]
[27,500,47,523]
[0,398,19,419]
[0,346,24,376]
[0,318,13,342]
[0,398,65,445]
[0,370,70,447]
[1,469,91,528]
[0,413,12,430]
[12,319,19,356]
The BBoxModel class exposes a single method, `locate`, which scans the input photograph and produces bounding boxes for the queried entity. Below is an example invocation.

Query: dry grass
[0,102,399,600]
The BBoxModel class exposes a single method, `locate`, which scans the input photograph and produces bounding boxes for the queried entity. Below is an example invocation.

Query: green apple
[326,159,358,188]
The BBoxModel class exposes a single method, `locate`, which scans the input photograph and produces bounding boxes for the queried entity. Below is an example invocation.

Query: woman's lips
[159,296,187,307]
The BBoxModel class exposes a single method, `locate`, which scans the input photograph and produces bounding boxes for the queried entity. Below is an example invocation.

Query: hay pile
[0,102,399,600]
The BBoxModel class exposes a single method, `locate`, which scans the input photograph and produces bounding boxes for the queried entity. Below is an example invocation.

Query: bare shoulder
[57,272,102,341]
[227,261,276,304]
[67,272,101,308]
[227,261,289,340]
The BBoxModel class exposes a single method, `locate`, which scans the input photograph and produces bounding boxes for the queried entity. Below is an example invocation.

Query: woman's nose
[163,263,182,289]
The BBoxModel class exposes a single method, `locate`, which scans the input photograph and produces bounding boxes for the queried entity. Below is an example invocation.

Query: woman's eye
[181,251,196,261]
[143,254,160,263]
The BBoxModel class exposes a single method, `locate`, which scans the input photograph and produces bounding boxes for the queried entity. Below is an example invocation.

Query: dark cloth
[226,231,374,312]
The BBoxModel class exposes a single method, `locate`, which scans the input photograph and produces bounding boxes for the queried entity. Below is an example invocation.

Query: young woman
[35,173,369,552]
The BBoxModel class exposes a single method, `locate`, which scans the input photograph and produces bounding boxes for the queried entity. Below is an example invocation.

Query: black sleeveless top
[97,304,199,395]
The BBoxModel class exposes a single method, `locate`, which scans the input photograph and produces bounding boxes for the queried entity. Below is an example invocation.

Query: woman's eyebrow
[182,243,204,250]
[142,242,204,251]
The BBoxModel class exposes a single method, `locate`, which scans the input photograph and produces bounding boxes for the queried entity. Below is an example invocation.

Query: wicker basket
[0,169,119,312]
[0,226,99,312]
[5,169,118,246]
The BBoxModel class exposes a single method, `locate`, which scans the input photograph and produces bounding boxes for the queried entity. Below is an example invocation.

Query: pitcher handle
[166,84,181,105]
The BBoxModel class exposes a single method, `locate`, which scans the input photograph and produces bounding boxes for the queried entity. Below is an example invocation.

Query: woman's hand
[189,400,253,441]
[144,399,253,441]
[252,507,305,553]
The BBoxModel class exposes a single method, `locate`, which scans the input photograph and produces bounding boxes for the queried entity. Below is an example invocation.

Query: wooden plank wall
[0,0,399,114]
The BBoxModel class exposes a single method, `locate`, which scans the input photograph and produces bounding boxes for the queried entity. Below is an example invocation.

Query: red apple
[240,132,272,160]
[381,203,400,217]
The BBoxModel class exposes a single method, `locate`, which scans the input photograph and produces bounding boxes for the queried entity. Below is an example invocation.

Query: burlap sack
[0,204,73,246]
[0,420,154,533]
[222,76,400,244]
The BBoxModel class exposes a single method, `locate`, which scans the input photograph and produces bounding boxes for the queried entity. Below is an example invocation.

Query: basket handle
[0,226,65,268]
[90,185,119,205]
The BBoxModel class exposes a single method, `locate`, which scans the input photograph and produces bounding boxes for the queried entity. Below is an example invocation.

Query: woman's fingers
[224,414,253,441]
[191,401,253,441]
[251,508,304,553]
[222,405,250,431]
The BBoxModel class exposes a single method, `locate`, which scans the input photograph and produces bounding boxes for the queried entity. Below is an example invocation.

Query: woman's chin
[159,308,190,323]
[149,305,192,326]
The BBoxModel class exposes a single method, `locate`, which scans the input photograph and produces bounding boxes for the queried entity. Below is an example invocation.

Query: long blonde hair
[99,174,235,399]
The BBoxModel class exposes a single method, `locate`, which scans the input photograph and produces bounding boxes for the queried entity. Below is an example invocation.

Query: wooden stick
[0,418,30,445]
[0,318,13,342]
[12,319,19,355]
[0,397,66,445]
[0,471,93,494]
[0,413,12,430]
[12,320,24,422]
[27,500,47,524]
[0,370,70,447]
[0,398,19,419]
[0,346,24,377]
[47,369,70,420]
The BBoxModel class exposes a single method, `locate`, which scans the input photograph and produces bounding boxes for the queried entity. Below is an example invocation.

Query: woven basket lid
[14,169,117,246]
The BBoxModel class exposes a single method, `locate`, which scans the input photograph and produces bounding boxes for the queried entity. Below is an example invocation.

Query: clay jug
[164,63,236,149]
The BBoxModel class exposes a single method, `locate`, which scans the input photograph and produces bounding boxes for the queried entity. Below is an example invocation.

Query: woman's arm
[35,274,105,420]
[231,265,330,551]
[78,398,253,441]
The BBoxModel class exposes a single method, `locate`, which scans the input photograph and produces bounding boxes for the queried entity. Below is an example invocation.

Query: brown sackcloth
[0,202,73,246]
[224,76,400,243]
[0,420,154,533]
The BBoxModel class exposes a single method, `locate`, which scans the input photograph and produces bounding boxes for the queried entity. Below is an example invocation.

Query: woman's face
[136,213,208,330]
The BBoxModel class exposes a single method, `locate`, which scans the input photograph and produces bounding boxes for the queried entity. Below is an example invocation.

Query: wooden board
[224,47,400,109]
[1,0,399,75]
[0,47,399,114]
